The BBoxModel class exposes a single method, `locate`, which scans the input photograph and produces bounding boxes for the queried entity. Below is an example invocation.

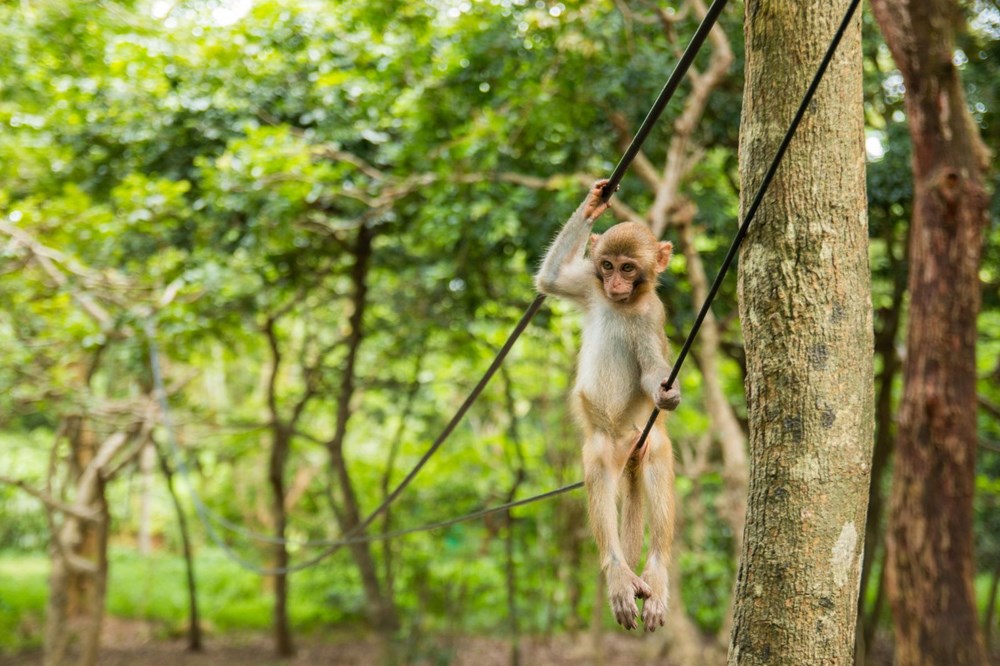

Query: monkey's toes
[642,597,668,632]
[606,565,650,629]
[610,592,639,630]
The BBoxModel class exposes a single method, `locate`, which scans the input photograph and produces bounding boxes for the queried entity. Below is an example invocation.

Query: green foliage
[0,0,997,656]
[0,432,51,551]
[0,555,47,653]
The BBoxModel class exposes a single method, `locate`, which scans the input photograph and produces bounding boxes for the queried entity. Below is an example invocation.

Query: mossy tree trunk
[869,0,991,664]
[728,1,873,663]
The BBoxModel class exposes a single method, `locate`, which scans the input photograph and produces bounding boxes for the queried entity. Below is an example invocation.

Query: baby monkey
[536,180,680,631]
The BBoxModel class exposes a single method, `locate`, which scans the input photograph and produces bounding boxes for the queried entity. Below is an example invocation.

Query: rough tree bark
[727,1,873,664]
[869,0,992,664]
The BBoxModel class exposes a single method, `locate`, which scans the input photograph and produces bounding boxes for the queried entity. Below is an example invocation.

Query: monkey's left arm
[638,331,681,411]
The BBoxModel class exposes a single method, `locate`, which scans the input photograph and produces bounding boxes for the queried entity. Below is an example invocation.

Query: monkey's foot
[606,564,651,630]
[641,596,668,632]
[639,567,669,632]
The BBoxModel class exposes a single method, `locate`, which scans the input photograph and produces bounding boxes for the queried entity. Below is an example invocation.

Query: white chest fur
[575,303,645,420]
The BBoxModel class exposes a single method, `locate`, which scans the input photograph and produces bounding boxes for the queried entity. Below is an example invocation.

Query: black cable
[352,481,584,546]
[343,294,547,543]
[633,0,863,452]
[152,327,586,573]
[340,0,731,550]
[148,314,583,574]
[602,0,730,200]
[144,4,731,571]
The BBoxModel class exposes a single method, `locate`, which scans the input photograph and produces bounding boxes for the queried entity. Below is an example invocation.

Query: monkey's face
[596,255,647,303]
[590,223,672,305]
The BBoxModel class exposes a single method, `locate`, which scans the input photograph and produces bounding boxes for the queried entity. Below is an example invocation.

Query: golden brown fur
[535,181,680,631]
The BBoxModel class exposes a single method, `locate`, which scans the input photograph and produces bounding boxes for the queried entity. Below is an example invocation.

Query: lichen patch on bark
[831,522,858,588]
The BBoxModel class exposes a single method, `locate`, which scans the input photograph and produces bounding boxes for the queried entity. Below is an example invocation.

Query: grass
[1,546,995,654]
[0,546,366,651]
[0,554,47,652]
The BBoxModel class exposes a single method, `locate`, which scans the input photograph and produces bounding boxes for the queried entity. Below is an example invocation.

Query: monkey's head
[590,222,672,305]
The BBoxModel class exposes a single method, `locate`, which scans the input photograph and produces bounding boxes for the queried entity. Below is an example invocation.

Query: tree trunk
[44,417,113,666]
[155,441,203,652]
[268,426,294,658]
[262,321,295,659]
[728,2,872,664]
[326,223,398,632]
[869,1,991,664]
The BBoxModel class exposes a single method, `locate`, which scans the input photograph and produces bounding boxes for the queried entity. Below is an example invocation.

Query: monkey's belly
[574,345,648,436]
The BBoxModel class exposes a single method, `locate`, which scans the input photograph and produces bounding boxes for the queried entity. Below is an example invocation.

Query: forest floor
[0,617,959,665]
[0,618,668,666]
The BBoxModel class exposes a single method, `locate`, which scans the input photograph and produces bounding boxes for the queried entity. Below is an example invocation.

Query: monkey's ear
[589,233,601,255]
[655,241,673,273]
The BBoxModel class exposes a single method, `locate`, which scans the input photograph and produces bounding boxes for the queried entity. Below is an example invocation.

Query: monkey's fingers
[633,577,652,599]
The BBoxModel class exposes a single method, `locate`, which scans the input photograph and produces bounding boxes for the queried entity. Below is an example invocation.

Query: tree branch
[0,475,102,523]
[0,220,114,326]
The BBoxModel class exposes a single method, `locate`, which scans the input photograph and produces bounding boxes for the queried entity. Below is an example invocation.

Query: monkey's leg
[583,432,651,630]
[620,456,644,570]
[639,426,676,632]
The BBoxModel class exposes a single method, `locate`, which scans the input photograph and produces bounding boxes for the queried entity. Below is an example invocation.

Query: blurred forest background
[0,0,997,664]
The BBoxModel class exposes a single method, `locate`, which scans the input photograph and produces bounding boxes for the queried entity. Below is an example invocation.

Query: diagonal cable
[148,316,584,575]
[144,0,729,565]
[338,0,731,552]
[632,0,863,454]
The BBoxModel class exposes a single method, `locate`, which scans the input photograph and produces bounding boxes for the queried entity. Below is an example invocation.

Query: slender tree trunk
[78,497,108,666]
[728,2,872,663]
[500,372,526,666]
[155,441,203,652]
[504,501,521,666]
[262,321,295,658]
[870,1,991,663]
[326,223,398,632]
[44,549,72,666]
[865,550,890,658]
[268,429,294,658]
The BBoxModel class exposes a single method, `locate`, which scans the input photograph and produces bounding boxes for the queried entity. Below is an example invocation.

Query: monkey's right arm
[535,199,593,303]
[535,182,609,304]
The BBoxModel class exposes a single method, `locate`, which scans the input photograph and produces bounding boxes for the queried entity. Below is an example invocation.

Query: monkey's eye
[621,263,635,273]
[601,260,614,271]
